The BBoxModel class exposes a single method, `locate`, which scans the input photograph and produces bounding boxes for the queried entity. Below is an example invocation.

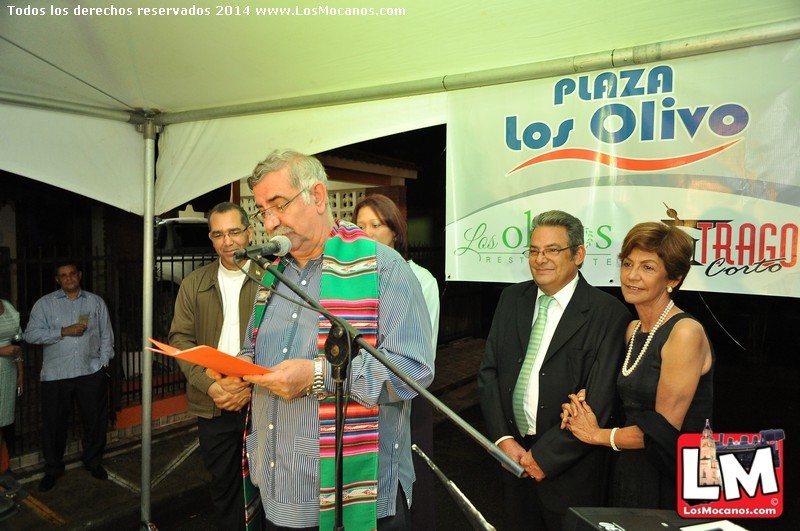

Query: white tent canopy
[2,1,799,214]
[2,1,799,526]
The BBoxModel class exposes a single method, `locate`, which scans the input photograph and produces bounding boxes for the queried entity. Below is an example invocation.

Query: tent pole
[139,119,159,530]
[442,18,800,90]
[0,91,141,123]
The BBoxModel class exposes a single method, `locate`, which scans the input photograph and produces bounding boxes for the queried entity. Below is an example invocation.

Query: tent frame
[1,19,798,126]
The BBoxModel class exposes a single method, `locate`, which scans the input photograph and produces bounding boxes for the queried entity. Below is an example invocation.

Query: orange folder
[148,338,271,378]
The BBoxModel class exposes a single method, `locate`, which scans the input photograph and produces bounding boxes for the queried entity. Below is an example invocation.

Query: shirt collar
[547,272,579,310]
[56,289,83,300]
[283,254,322,273]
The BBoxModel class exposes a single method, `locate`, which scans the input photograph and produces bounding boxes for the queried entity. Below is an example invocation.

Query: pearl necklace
[621,299,675,377]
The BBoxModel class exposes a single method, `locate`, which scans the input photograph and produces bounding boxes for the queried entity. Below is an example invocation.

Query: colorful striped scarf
[318,221,380,531]
[244,220,380,531]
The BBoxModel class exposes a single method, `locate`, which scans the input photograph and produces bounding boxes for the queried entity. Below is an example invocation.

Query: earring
[667,286,673,294]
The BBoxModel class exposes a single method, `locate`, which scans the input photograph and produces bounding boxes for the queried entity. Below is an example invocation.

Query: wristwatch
[311,358,326,400]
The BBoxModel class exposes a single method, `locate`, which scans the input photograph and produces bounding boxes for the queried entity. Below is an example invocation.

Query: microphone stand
[324,323,351,531]
[412,444,495,531]
[258,260,524,530]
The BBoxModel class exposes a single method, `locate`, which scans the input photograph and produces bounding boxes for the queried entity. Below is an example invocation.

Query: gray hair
[530,210,585,267]
[207,201,250,229]
[247,150,328,208]
[530,210,585,247]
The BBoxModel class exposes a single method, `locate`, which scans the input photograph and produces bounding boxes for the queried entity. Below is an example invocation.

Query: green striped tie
[512,294,553,436]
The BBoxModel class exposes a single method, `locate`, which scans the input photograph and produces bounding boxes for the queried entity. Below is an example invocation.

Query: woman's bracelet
[609,427,621,452]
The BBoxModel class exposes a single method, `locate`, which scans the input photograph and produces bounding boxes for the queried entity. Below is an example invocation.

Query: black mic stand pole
[258,261,524,530]
[323,323,350,531]
[412,444,496,531]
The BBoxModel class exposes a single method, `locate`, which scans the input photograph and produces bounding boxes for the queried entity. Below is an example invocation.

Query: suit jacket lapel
[516,282,539,353]
[541,274,590,364]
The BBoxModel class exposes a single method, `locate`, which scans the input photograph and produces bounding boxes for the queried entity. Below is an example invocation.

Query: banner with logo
[445,40,800,297]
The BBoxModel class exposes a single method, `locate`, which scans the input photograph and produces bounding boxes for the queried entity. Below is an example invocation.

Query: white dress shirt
[520,273,579,436]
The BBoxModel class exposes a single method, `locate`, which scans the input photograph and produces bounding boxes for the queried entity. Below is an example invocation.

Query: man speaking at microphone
[222,149,434,531]
[168,201,266,530]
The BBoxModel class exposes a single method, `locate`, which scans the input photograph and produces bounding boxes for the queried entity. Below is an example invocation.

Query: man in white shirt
[169,202,265,530]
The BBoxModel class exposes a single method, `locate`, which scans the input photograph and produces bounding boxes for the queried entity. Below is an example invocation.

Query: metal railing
[2,244,469,461]
[1,248,216,457]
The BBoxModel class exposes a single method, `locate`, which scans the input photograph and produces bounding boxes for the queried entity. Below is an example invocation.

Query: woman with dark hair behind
[561,221,714,509]
[352,194,439,338]
[353,193,440,528]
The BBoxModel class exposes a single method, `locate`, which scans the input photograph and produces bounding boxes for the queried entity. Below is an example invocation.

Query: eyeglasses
[250,188,307,223]
[522,246,576,259]
[209,227,247,240]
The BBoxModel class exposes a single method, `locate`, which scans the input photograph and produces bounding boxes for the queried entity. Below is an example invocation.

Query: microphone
[234,235,292,260]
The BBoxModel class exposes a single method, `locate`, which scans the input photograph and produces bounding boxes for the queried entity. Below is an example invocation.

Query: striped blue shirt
[242,242,435,527]
[23,289,115,381]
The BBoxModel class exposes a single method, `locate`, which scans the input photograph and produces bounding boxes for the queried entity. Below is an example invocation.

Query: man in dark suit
[478,210,630,531]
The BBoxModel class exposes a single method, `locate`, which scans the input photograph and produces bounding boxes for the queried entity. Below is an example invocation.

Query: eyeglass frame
[208,227,249,241]
[522,245,577,259]
[250,188,308,223]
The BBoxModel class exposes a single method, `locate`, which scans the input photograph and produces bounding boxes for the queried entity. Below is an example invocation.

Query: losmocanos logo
[678,424,784,519]
[504,65,749,175]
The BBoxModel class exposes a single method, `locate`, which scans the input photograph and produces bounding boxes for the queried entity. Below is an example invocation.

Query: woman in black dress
[561,221,714,509]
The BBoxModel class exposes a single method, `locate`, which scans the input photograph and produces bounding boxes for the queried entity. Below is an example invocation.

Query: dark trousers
[501,467,563,531]
[264,484,411,531]
[198,408,248,531]
[40,368,108,475]
[500,435,580,531]
[410,395,435,530]
[499,434,563,531]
